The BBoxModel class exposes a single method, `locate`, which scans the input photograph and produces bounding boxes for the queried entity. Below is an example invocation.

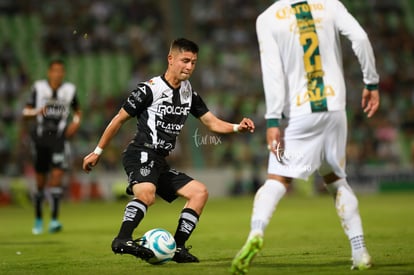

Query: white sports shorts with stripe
[268,110,347,180]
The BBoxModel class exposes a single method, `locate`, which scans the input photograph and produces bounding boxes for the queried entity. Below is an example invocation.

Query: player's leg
[172,179,208,263]
[111,181,156,260]
[47,168,65,233]
[321,111,371,270]
[32,172,47,235]
[31,143,50,235]
[46,139,69,233]
[231,175,289,275]
[232,114,323,274]
[324,173,372,270]
[111,149,159,260]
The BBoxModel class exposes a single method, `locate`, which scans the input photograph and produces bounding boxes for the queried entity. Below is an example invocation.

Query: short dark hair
[48,59,65,68]
[170,38,199,54]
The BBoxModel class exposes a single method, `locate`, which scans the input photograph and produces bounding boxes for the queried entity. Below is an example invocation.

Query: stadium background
[0,0,413,203]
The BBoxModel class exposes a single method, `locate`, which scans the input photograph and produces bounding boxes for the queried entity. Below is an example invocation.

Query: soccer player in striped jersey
[231,1,380,273]
[82,38,255,262]
[23,59,82,235]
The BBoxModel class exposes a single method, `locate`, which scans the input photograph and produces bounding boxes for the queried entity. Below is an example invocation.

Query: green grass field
[1,192,413,275]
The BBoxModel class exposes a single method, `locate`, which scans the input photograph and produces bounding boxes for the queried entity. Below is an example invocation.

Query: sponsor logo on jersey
[157,139,173,150]
[275,3,324,20]
[127,97,136,108]
[156,120,184,131]
[131,90,144,103]
[296,84,335,106]
[157,105,191,116]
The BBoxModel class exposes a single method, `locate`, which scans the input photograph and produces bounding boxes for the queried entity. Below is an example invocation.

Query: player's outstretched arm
[361,88,380,118]
[82,108,131,173]
[199,111,255,134]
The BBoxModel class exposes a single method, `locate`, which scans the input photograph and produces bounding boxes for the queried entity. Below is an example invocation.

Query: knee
[132,183,156,206]
[189,183,209,204]
[196,184,209,202]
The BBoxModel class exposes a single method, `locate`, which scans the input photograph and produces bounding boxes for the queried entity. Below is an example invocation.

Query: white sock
[325,178,368,259]
[249,179,286,239]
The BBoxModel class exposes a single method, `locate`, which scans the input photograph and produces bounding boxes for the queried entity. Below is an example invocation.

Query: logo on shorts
[140,160,154,177]
[274,142,305,164]
[274,142,284,163]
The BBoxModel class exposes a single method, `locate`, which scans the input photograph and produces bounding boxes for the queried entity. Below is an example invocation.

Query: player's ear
[167,54,173,66]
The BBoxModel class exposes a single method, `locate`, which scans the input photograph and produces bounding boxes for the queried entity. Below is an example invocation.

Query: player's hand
[266,127,282,155]
[361,88,380,118]
[237,117,255,133]
[82,152,100,173]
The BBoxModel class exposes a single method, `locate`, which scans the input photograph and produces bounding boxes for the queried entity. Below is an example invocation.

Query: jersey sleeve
[190,91,209,118]
[256,13,286,120]
[71,92,80,111]
[332,0,379,86]
[122,83,153,117]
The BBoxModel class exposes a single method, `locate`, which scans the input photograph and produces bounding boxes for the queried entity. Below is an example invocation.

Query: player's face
[169,50,197,81]
[48,63,65,85]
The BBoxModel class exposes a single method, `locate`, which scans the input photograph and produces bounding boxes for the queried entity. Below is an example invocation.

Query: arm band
[233,124,239,133]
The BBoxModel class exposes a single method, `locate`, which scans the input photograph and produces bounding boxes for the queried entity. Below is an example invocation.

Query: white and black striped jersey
[122,75,209,156]
[256,0,379,119]
[26,80,79,138]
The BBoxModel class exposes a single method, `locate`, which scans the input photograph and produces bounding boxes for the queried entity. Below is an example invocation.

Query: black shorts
[31,136,69,173]
[122,146,193,203]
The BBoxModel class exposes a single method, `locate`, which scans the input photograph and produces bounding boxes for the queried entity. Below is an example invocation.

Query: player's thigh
[51,138,70,170]
[122,148,163,195]
[32,143,52,173]
[157,169,195,203]
[176,179,208,200]
[318,111,347,178]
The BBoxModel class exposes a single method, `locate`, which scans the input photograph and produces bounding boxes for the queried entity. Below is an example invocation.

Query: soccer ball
[141,228,176,265]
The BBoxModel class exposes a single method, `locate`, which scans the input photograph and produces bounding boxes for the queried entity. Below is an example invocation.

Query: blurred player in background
[231,0,380,273]
[82,38,255,263]
[23,59,82,235]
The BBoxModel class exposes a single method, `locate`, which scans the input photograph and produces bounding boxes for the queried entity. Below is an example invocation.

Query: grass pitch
[0,192,413,275]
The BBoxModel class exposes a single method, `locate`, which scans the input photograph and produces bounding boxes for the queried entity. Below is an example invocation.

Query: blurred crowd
[0,0,413,188]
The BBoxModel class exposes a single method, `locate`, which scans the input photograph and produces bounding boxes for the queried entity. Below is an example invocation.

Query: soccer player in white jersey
[23,60,82,235]
[231,0,380,273]
[82,38,255,263]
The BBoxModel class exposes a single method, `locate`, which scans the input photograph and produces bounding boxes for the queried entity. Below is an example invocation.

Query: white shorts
[268,111,347,180]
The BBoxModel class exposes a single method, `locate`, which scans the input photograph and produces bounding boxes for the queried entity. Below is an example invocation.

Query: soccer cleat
[48,220,62,233]
[351,252,372,270]
[32,218,43,235]
[111,237,154,260]
[172,245,199,263]
[231,235,264,275]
